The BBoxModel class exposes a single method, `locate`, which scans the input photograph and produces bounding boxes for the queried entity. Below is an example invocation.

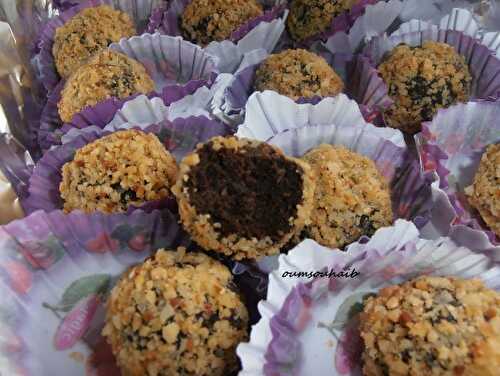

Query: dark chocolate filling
[186,142,304,241]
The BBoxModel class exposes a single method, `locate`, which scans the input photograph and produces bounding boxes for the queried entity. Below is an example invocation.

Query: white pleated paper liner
[415,100,500,249]
[38,33,218,150]
[146,0,287,74]
[36,0,166,92]
[0,207,189,376]
[319,0,405,55]
[360,28,500,131]
[25,117,229,215]
[237,91,404,148]
[392,7,500,58]
[267,124,434,231]
[237,220,500,376]
[221,48,393,125]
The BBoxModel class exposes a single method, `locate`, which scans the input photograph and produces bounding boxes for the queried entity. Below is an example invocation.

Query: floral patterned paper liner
[267,124,434,230]
[38,33,218,150]
[26,117,229,215]
[237,220,500,375]
[221,49,392,124]
[360,29,500,129]
[416,100,500,245]
[0,207,188,376]
[35,0,166,92]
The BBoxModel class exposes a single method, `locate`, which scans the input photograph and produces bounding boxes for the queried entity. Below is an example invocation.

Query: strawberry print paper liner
[237,220,500,375]
[416,100,500,248]
[38,33,218,150]
[0,207,188,376]
[36,0,166,92]
[26,117,230,215]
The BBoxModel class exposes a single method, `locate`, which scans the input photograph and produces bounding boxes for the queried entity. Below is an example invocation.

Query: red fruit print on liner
[335,319,363,374]
[53,294,100,351]
[128,233,147,252]
[86,233,119,253]
[18,239,62,270]
[0,324,23,353]
[1,260,33,294]
[86,336,121,376]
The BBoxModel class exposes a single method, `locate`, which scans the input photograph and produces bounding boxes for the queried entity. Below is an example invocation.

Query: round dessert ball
[57,49,154,123]
[172,136,316,260]
[103,248,249,376]
[254,49,344,100]
[59,129,178,213]
[360,276,500,376]
[52,5,136,79]
[181,0,263,46]
[466,143,500,238]
[301,144,392,249]
[287,0,357,42]
[378,41,472,134]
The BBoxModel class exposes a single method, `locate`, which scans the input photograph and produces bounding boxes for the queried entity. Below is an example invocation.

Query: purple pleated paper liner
[359,29,500,129]
[0,134,35,204]
[416,101,500,245]
[26,117,230,215]
[38,78,210,150]
[260,231,500,376]
[146,0,286,44]
[282,0,379,49]
[224,51,393,126]
[37,0,166,92]
[268,124,434,230]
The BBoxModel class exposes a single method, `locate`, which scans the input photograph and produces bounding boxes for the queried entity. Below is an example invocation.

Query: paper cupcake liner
[221,49,391,124]
[147,0,288,74]
[0,134,35,205]
[283,0,379,49]
[392,7,500,58]
[0,207,191,376]
[267,124,434,230]
[319,0,405,55]
[147,0,286,42]
[237,220,500,375]
[36,0,166,92]
[360,29,500,128]
[415,100,500,245]
[237,91,403,148]
[41,79,211,150]
[26,117,230,215]
[37,33,218,150]
[59,75,231,145]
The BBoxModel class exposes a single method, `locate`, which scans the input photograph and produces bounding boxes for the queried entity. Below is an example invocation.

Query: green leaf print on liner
[57,274,111,312]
